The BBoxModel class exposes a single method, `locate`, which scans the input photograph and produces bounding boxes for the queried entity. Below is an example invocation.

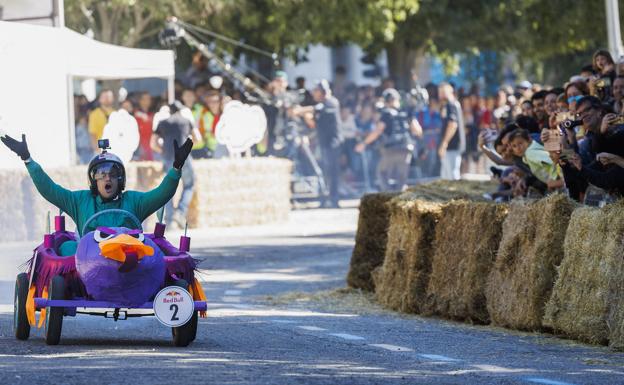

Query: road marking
[472,364,530,373]
[269,319,298,324]
[418,354,461,362]
[524,378,577,385]
[221,296,241,303]
[298,326,327,331]
[369,344,413,352]
[329,333,365,341]
[235,282,257,289]
[224,290,242,295]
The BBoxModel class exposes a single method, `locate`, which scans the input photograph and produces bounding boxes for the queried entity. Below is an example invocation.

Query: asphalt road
[0,204,623,385]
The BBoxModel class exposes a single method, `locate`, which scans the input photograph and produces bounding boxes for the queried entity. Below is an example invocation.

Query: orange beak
[99,234,154,272]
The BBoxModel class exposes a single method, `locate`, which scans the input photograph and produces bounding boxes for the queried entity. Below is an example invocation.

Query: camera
[560,119,583,130]
[595,78,611,89]
[610,116,624,125]
[481,128,498,144]
[555,112,573,124]
[98,139,110,150]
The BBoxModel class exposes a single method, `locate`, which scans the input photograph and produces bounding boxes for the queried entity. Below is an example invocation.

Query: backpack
[382,108,413,150]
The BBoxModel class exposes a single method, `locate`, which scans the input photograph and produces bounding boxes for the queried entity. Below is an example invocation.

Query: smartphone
[559,148,576,160]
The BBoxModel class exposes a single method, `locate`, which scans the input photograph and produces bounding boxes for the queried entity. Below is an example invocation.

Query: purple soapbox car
[13,209,207,346]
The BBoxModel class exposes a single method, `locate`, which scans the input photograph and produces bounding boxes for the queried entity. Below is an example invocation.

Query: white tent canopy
[0,21,174,169]
[63,27,174,79]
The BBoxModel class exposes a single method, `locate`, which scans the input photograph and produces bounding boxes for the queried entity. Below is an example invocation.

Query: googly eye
[130,233,144,242]
[94,230,115,243]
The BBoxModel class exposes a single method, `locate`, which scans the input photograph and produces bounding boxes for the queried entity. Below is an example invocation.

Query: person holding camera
[355,88,422,191]
[588,50,616,103]
[551,96,624,200]
[293,80,343,208]
[612,76,624,114]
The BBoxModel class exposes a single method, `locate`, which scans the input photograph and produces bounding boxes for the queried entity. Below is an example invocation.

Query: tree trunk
[385,42,426,90]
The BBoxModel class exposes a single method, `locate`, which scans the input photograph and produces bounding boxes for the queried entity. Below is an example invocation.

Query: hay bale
[189,158,291,228]
[609,278,624,350]
[424,201,507,323]
[485,194,577,331]
[374,193,442,313]
[407,180,497,202]
[543,202,624,345]
[0,168,28,242]
[346,192,400,291]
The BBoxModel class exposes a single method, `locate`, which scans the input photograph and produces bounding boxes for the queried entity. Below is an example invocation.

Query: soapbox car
[13,209,207,346]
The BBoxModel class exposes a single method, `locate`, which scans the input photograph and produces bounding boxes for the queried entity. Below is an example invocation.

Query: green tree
[64,0,221,47]
[65,0,624,89]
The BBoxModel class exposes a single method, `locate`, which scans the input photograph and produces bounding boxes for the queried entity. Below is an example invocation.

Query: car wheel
[170,279,197,347]
[45,275,65,345]
[14,273,30,340]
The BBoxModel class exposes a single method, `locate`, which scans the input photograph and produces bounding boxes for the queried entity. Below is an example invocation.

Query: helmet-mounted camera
[98,139,110,152]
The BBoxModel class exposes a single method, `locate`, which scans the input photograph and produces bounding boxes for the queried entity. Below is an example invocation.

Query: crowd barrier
[347,181,624,349]
[0,158,292,243]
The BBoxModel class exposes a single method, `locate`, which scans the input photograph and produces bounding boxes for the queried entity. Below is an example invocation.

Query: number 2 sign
[153,286,194,327]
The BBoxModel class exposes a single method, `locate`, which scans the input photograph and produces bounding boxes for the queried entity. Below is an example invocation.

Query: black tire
[45,275,65,345]
[14,273,30,340]
[170,279,197,347]
[189,310,198,342]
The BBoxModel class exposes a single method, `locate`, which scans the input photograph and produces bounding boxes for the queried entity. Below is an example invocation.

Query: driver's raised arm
[131,167,181,220]
[132,138,192,220]
[1,133,77,217]
[25,160,78,219]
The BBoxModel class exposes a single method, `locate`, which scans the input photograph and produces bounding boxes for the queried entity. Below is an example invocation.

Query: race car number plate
[153,286,194,327]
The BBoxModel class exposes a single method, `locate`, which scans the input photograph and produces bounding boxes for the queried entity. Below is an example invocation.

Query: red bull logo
[163,290,185,303]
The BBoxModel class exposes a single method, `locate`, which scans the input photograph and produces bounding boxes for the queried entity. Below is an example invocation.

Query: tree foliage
[64,0,222,46]
[65,0,623,87]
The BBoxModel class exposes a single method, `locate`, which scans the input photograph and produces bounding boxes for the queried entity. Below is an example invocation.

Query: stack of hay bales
[424,201,507,323]
[188,157,291,228]
[346,192,400,291]
[0,156,292,242]
[131,161,162,192]
[373,193,442,313]
[543,202,624,346]
[486,194,577,331]
[0,168,28,242]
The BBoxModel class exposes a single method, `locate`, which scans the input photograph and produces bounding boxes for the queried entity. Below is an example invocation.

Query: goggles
[567,95,584,105]
[93,162,122,181]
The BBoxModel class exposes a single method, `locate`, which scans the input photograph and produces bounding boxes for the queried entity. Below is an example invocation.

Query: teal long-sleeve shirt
[25,160,181,236]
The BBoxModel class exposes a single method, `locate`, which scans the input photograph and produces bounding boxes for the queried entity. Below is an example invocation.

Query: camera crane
[159,17,273,105]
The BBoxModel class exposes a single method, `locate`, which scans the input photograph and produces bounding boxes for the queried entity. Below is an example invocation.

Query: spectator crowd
[75,48,624,207]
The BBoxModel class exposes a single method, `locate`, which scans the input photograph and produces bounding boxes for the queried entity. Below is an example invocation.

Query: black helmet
[87,151,126,196]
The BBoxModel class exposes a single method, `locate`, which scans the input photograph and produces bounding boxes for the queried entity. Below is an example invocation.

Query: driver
[1,133,193,255]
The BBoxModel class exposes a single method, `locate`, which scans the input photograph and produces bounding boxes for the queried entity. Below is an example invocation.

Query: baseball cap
[518,80,532,90]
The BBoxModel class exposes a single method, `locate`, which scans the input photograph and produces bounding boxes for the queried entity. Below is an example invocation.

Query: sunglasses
[93,164,121,180]
[567,95,584,104]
